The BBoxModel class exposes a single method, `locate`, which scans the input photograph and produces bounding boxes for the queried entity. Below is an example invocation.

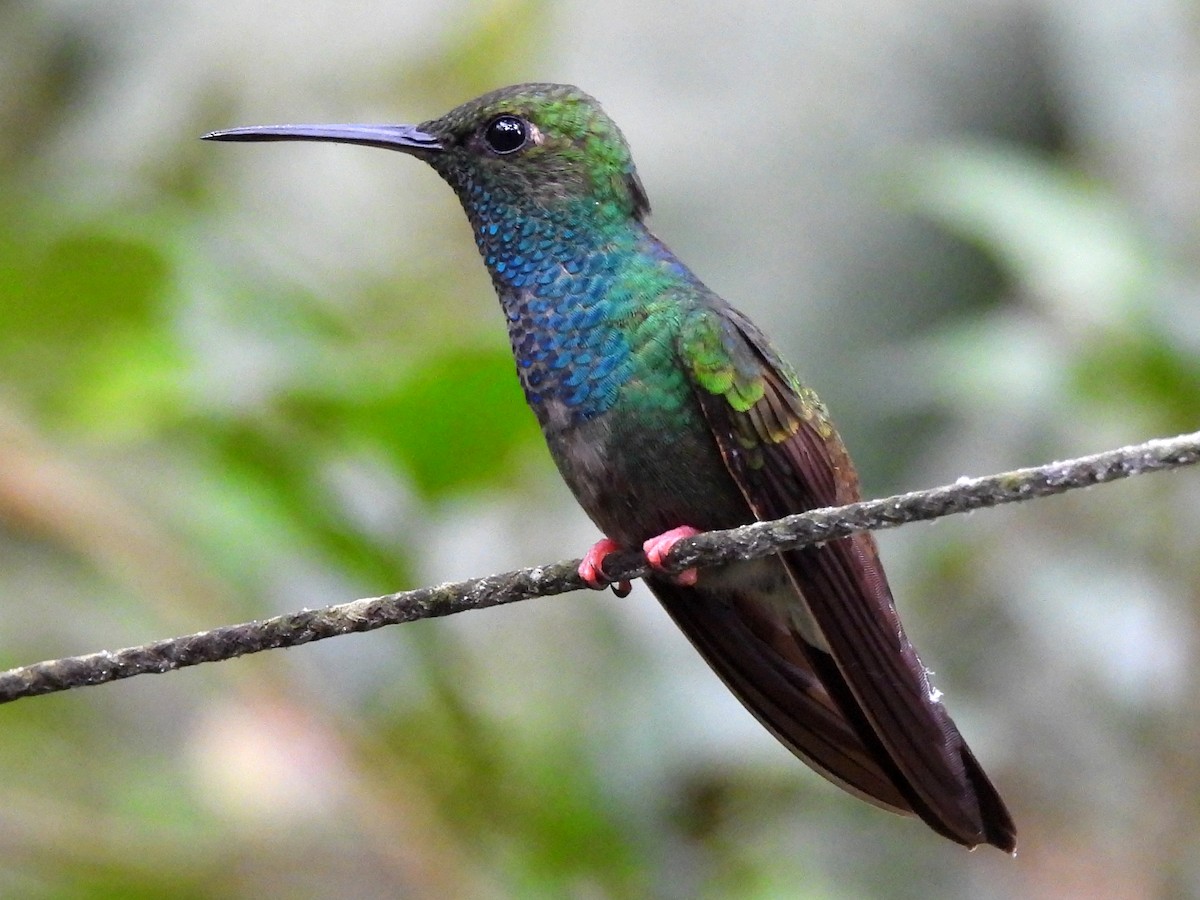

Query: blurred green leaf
[358,343,536,498]
[1072,328,1200,433]
[0,218,173,414]
[899,142,1152,322]
[0,227,166,342]
[65,331,189,438]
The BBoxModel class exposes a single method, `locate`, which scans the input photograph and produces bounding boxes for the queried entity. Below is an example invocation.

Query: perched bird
[205,83,1016,852]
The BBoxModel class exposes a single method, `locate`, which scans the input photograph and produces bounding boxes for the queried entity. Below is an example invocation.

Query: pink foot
[643,526,702,586]
[578,538,632,597]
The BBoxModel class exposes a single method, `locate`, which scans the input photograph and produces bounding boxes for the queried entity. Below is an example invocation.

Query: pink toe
[579,537,623,590]
[642,526,702,584]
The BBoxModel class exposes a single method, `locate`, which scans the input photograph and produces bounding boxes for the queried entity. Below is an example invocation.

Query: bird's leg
[580,526,702,595]
[643,526,701,586]
[579,538,632,597]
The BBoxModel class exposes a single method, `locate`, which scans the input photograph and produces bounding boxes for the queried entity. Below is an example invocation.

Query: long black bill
[202,123,442,153]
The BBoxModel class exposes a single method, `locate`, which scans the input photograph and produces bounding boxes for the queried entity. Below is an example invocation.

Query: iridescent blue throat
[459,183,695,429]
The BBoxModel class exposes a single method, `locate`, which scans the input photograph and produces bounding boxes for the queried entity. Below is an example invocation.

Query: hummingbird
[205,83,1016,852]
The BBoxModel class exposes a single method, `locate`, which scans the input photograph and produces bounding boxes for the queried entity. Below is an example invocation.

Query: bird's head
[205,83,649,224]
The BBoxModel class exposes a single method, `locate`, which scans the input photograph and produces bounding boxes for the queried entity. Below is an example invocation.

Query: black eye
[483,115,528,154]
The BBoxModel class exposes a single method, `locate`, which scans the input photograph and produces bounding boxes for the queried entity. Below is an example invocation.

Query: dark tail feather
[648,576,914,815]
[784,537,1016,852]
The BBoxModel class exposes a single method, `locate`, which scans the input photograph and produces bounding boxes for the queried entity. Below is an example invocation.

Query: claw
[579,538,632,596]
[643,526,702,586]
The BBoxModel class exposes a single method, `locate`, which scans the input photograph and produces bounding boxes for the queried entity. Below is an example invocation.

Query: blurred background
[2,0,1199,896]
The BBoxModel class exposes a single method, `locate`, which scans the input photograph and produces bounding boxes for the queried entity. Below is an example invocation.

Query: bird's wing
[673,303,1015,852]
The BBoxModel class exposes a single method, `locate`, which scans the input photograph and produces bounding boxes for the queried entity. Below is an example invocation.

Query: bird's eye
[483,115,529,154]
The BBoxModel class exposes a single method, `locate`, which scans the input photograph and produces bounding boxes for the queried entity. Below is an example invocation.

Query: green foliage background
[2,2,1199,897]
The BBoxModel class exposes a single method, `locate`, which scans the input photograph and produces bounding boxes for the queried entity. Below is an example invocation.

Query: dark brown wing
[676,304,1015,852]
